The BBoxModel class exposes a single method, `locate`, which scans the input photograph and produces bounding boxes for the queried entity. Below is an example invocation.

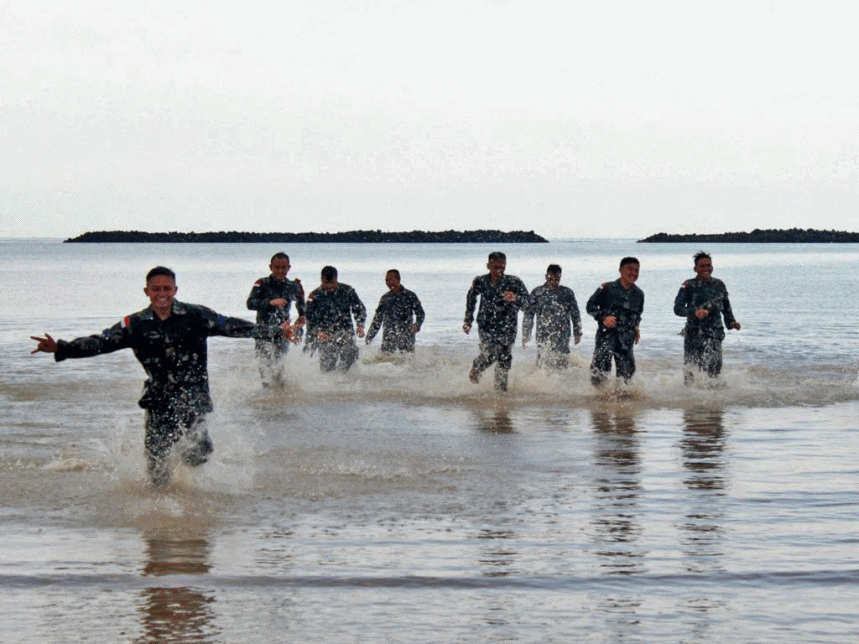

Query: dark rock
[64,229,549,243]
[638,228,859,243]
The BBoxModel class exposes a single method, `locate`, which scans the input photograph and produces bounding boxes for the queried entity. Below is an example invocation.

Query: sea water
[1,239,858,643]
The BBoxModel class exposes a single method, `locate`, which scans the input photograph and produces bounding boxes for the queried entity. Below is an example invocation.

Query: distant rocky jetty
[639,228,859,243]
[64,229,548,243]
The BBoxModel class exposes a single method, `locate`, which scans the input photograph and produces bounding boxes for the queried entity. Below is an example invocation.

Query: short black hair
[321,265,338,281]
[693,251,711,266]
[488,251,506,262]
[146,266,176,282]
[546,264,562,274]
[386,269,401,280]
[619,256,639,269]
[270,252,290,264]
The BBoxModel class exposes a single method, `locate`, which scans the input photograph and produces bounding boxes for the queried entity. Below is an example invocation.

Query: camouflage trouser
[536,338,570,370]
[144,406,213,486]
[473,330,514,390]
[683,333,723,384]
[318,336,359,372]
[255,338,290,387]
[590,335,635,386]
[380,328,416,354]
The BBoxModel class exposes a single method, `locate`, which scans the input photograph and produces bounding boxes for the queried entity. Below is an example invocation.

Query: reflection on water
[137,533,217,644]
[676,407,730,640]
[473,407,515,434]
[476,528,518,578]
[589,408,644,576]
[680,408,727,575]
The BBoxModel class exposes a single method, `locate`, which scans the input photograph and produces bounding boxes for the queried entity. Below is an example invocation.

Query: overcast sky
[3,0,857,239]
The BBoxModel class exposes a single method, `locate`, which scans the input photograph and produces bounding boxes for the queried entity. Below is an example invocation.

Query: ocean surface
[1,239,858,643]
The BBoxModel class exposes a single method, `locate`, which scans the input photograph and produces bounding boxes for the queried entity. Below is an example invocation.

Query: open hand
[31,334,57,354]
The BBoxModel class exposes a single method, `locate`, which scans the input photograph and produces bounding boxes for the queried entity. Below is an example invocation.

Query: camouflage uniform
[586,279,644,386]
[304,283,367,372]
[464,273,530,390]
[246,274,305,386]
[366,287,425,353]
[673,276,737,383]
[53,301,276,484]
[522,284,582,369]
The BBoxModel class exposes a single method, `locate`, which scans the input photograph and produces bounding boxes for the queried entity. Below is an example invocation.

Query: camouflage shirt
[464,273,531,344]
[522,284,582,348]
[304,283,367,339]
[366,287,425,349]
[586,279,644,350]
[54,301,272,413]
[673,276,737,340]
[246,275,306,327]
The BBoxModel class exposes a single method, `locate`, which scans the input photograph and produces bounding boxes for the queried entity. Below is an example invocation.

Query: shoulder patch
[121,315,131,328]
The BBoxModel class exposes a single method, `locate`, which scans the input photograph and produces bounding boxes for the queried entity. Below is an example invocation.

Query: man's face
[487,258,506,280]
[546,272,561,288]
[321,278,338,293]
[270,258,290,281]
[619,262,639,287]
[144,275,177,311]
[694,257,713,281]
[385,272,401,291]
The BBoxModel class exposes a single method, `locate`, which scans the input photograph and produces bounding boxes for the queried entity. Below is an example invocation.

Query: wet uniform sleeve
[54,319,133,361]
[568,290,582,337]
[513,278,532,311]
[411,291,425,329]
[719,283,737,327]
[522,287,538,341]
[292,280,306,318]
[350,289,367,328]
[366,295,386,342]
[586,285,606,321]
[673,281,694,318]
[199,305,278,340]
[464,278,480,324]
[246,279,270,312]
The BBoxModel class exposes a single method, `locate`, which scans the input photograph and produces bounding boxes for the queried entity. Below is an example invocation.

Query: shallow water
[2,240,858,642]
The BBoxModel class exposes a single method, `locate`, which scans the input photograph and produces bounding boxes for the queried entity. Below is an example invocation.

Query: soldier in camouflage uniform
[463,251,531,391]
[365,269,425,353]
[674,251,741,384]
[586,257,644,387]
[522,264,582,369]
[304,265,367,372]
[246,252,306,387]
[31,266,294,486]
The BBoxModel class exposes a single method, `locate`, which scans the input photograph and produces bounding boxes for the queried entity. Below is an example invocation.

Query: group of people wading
[31,250,739,485]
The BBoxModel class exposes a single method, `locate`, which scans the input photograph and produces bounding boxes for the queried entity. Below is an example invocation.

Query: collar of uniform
[140,301,187,319]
